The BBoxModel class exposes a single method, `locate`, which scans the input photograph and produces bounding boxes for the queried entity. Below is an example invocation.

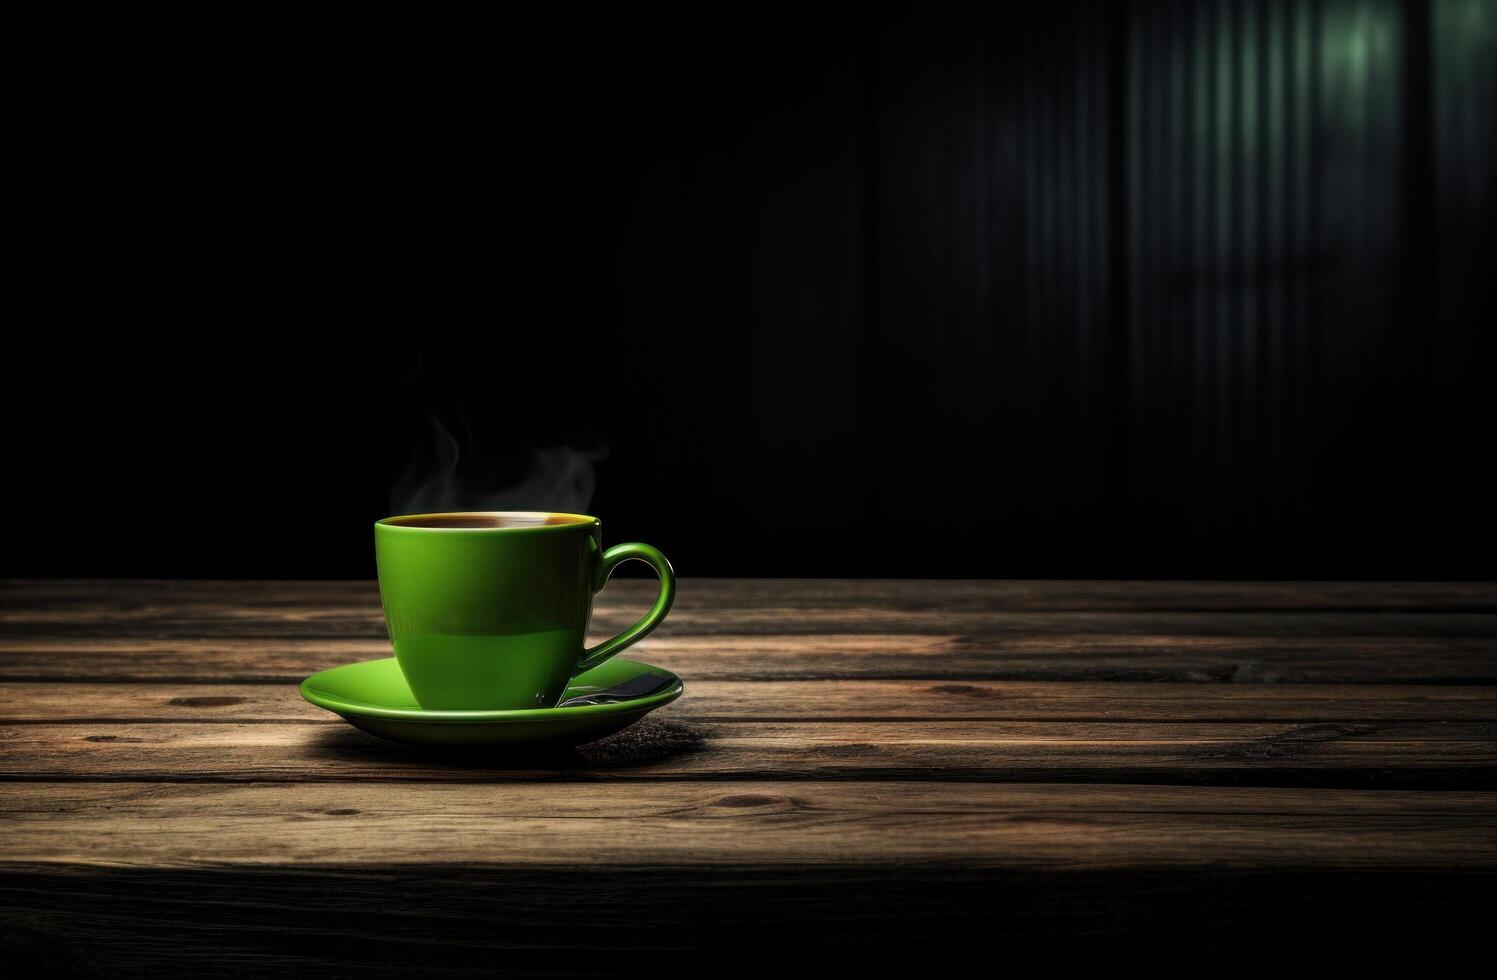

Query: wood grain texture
[3,718,1494,788]
[5,781,1495,869]
[8,603,1497,641]
[6,579,1495,684]
[6,632,1497,684]
[8,582,1497,651]
[2,579,1496,973]
[12,609,1497,649]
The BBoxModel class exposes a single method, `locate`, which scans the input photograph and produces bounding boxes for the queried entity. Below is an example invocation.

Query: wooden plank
[2,719,1494,787]
[7,579,1493,685]
[5,785,1495,974]
[4,781,1495,869]
[4,632,1495,683]
[8,577,1497,613]
[3,681,1496,724]
[7,598,1497,641]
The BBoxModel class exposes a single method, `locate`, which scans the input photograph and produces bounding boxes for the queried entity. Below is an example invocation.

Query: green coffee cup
[374,512,675,710]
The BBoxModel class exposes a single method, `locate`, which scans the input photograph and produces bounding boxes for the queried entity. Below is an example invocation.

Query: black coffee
[383,513,592,529]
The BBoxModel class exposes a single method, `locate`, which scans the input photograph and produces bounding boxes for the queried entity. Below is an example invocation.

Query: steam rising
[390,415,606,516]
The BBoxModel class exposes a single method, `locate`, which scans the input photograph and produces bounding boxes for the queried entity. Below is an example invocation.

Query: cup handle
[575,543,676,674]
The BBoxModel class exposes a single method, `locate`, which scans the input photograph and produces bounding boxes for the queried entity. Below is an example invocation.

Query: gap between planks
[1,681,1495,724]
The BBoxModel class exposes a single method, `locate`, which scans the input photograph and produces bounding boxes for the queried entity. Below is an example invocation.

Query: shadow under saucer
[305,716,707,772]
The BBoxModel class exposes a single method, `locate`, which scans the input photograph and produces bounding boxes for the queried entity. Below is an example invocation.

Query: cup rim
[375,511,600,532]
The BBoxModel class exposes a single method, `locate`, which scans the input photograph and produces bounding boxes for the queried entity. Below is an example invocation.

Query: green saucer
[300,657,683,747]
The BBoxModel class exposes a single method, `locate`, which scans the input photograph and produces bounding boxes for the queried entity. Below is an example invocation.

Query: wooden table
[3,579,1496,974]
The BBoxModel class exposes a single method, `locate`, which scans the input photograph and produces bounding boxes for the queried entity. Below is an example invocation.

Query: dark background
[10,0,1496,579]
